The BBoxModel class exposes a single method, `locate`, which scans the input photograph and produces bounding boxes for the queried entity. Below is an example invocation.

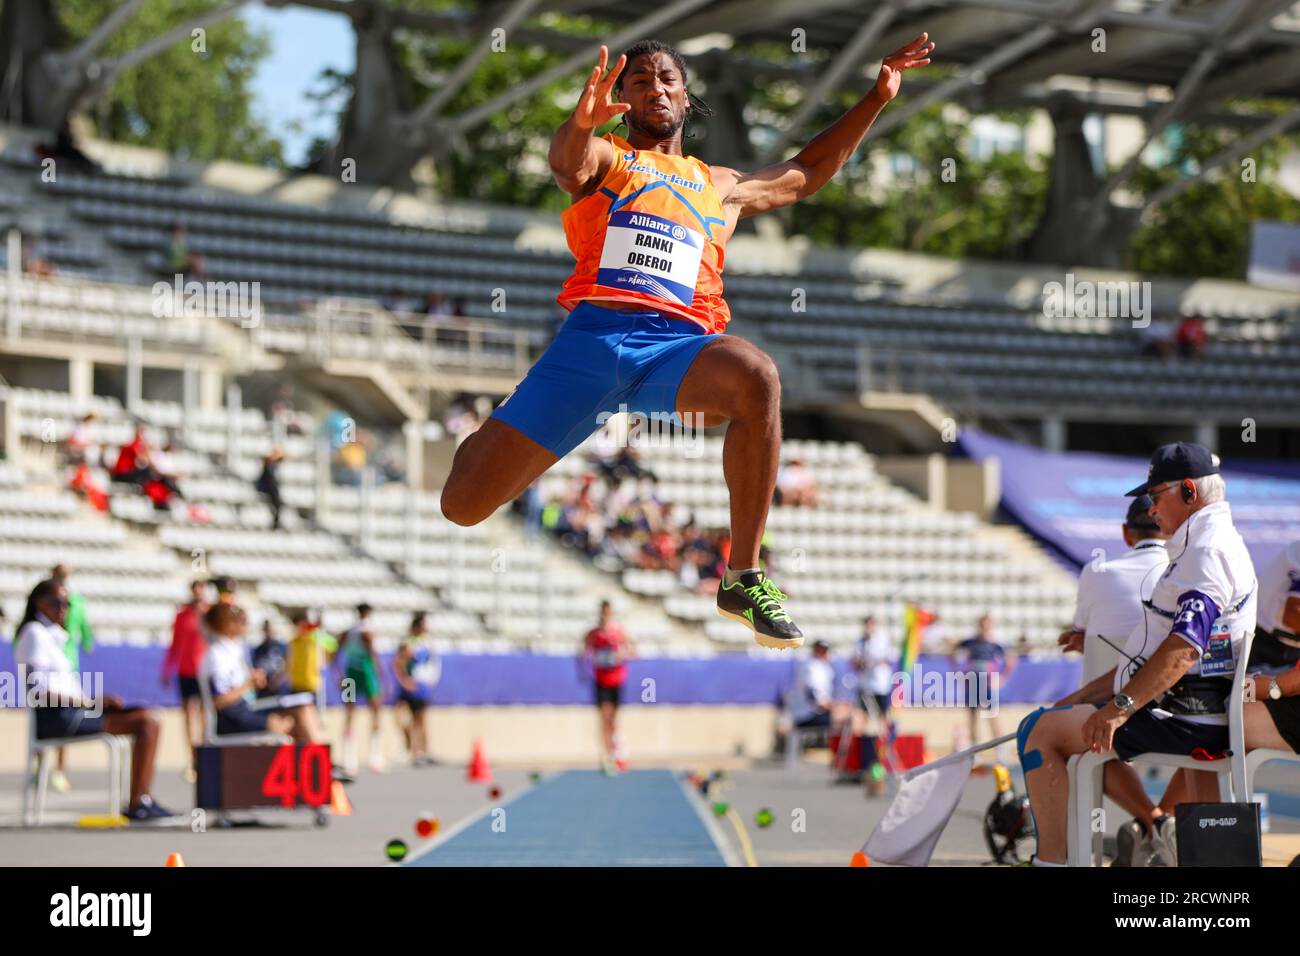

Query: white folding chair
[1245,748,1300,798]
[198,674,291,747]
[1067,628,1253,866]
[21,708,129,826]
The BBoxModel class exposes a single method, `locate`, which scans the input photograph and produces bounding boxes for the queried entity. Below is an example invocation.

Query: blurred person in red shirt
[1176,315,1207,358]
[581,600,635,774]
[163,579,211,780]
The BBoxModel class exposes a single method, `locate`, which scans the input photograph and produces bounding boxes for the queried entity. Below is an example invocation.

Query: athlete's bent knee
[742,353,781,411]
[439,485,487,527]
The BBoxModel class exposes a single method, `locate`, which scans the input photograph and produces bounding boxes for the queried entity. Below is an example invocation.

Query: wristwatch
[1112,693,1136,717]
[1268,678,1283,701]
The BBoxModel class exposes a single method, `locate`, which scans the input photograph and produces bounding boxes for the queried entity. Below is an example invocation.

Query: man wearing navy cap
[1018,442,1257,866]
[1057,495,1168,687]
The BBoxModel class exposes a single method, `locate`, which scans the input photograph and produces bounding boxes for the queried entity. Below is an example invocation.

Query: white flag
[863,754,973,866]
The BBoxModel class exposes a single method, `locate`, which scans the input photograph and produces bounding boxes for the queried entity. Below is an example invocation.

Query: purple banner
[0,646,1079,708]
[958,429,1300,572]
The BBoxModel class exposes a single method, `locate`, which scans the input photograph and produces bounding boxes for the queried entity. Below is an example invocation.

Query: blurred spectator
[517,480,543,539]
[252,620,290,698]
[68,461,109,511]
[49,563,93,670]
[163,579,210,779]
[36,120,99,174]
[212,576,238,605]
[442,396,494,447]
[393,611,440,767]
[384,289,421,314]
[21,237,55,278]
[334,440,366,487]
[166,222,204,279]
[425,293,448,319]
[951,614,1010,754]
[1176,314,1207,358]
[376,442,405,484]
[1140,318,1177,358]
[255,448,285,530]
[583,600,634,773]
[791,640,836,729]
[150,436,181,484]
[111,423,200,518]
[111,423,152,483]
[64,413,97,466]
[852,615,895,728]
[451,297,467,318]
[775,458,819,507]
[16,577,173,821]
[338,603,384,774]
[46,563,94,793]
[270,386,304,438]
[286,607,338,697]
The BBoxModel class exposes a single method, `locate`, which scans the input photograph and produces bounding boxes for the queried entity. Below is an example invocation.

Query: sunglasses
[1147,482,1182,502]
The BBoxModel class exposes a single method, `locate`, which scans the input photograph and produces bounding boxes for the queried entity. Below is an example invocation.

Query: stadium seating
[544,431,1078,647]
[26,167,1300,418]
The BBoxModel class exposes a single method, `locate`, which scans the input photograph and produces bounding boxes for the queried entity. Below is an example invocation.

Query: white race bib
[598,210,703,307]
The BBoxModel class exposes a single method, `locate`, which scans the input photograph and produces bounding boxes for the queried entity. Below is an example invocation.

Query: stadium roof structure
[408,0,1300,265]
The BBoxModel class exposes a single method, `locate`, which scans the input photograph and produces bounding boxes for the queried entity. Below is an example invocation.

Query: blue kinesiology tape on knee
[1016,704,1071,773]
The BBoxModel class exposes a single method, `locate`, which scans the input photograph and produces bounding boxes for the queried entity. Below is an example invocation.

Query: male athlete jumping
[440,34,935,649]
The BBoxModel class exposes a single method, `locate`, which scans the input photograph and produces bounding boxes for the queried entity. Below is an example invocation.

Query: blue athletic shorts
[490,301,722,459]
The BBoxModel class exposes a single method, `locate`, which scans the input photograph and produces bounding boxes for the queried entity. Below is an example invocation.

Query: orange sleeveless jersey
[558,132,732,333]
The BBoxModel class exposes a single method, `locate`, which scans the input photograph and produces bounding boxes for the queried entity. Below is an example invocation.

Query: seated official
[14,577,174,821]
[791,640,836,729]
[1249,541,1300,674]
[199,603,323,743]
[1020,445,1256,867]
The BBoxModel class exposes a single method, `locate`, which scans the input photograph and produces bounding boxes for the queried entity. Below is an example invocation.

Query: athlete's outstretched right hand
[573,45,630,130]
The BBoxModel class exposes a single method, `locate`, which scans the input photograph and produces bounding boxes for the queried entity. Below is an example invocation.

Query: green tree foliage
[736,60,1047,258]
[387,6,612,211]
[1128,117,1300,278]
[55,0,282,165]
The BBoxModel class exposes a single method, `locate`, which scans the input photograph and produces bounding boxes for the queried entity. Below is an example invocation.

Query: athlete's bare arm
[712,33,934,225]
[549,45,629,199]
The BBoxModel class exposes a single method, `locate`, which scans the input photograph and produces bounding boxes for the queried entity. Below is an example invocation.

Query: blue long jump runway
[405,770,734,867]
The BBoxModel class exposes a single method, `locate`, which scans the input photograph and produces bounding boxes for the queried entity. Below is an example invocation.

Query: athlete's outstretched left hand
[875,33,934,102]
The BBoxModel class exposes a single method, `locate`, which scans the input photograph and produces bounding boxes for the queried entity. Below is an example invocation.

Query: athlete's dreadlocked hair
[612,38,713,138]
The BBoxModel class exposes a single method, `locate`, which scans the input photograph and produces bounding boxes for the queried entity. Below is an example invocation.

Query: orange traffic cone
[850,851,870,868]
[330,780,353,816]
[164,852,185,867]
[466,740,492,784]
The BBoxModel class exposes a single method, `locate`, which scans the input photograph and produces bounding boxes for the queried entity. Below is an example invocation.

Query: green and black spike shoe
[717,570,804,649]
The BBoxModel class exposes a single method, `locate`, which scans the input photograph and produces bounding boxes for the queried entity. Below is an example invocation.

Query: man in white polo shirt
[1056,495,1169,864]
[1060,496,1169,686]
[1249,539,1300,675]
[1019,443,1257,866]
[791,640,836,729]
